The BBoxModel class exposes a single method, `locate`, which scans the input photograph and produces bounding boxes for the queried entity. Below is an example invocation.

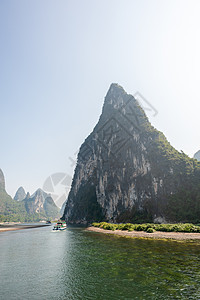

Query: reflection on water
[1,226,200,299]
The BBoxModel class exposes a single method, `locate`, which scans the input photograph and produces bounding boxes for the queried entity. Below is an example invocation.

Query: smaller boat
[46,220,51,224]
[52,220,67,231]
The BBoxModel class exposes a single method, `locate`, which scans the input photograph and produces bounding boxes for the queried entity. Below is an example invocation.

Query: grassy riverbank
[92,222,200,233]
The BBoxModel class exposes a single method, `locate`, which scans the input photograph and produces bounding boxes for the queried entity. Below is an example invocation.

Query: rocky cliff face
[14,187,26,201]
[60,199,67,216]
[63,84,200,224]
[194,150,200,161]
[0,169,5,190]
[24,188,60,219]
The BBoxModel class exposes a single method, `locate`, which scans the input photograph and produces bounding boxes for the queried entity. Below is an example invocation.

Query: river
[1,225,200,299]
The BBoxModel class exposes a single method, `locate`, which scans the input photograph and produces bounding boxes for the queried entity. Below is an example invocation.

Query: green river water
[0,225,200,299]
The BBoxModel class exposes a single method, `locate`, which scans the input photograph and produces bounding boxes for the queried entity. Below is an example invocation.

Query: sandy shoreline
[86,226,200,240]
[0,224,51,232]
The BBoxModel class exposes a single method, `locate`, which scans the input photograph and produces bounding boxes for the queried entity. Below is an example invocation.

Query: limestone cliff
[14,187,26,201]
[194,150,200,161]
[63,84,200,224]
[0,169,5,190]
[23,188,60,219]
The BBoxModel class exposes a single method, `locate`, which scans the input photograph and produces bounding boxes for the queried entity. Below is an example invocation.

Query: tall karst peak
[0,168,5,190]
[105,83,127,101]
[98,83,150,136]
[14,187,26,201]
[64,84,200,224]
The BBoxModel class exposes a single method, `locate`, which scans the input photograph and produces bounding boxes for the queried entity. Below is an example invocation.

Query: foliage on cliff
[63,83,200,224]
[0,188,26,222]
[0,189,41,222]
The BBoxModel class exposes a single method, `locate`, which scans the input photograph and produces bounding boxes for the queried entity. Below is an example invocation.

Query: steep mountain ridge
[14,186,26,201]
[0,169,5,190]
[63,83,200,224]
[23,188,60,219]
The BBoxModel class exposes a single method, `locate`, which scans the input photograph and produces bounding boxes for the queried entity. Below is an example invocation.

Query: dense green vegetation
[0,188,28,222]
[0,212,49,223]
[145,128,200,186]
[117,128,200,224]
[92,222,200,233]
[0,188,59,223]
[166,183,200,223]
[146,127,200,211]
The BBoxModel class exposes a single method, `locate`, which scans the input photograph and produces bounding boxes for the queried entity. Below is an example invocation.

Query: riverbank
[87,226,200,240]
[0,224,51,232]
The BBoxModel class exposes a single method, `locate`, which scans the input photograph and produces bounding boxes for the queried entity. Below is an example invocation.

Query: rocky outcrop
[60,200,67,216]
[23,188,60,219]
[14,187,26,201]
[194,150,200,161]
[63,83,200,224]
[0,169,5,190]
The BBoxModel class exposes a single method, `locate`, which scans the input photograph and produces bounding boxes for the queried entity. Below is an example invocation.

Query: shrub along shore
[87,222,200,240]
[92,222,200,233]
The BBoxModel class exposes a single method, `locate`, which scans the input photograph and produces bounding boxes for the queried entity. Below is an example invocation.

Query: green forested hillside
[0,188,28,222]
[0,181,60,222]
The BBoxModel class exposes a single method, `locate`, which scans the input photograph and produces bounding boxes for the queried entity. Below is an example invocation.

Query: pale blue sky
[1,0,200,199]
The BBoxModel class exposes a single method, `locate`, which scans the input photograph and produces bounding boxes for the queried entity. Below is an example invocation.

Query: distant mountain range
[23,188,60,220]
[0,169,60,222]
